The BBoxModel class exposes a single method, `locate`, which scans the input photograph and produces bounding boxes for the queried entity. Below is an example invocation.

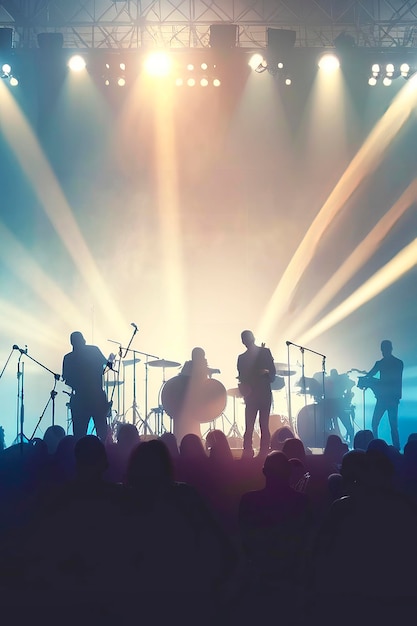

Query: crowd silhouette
[0,421,416,625]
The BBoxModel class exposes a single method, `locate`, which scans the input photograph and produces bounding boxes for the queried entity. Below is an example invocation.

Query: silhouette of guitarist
[365,340,403,450]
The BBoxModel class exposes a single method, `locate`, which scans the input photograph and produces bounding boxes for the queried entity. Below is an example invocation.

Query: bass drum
[161,375,227,424]
[296,400,341,449]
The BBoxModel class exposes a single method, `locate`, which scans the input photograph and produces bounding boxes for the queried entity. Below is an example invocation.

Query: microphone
[131,322,138,331]
[286,341,293,346]
[13,345,27,354]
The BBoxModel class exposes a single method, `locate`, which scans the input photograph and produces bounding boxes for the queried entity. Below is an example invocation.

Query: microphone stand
[0,346,15,381]
[286,341,327,448]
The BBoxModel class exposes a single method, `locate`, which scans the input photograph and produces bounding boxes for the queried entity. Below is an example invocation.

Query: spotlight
[120,62,126,71]
[383,76,392,86]
[400,63,410,77]
[386,63,395,77]
[213,78,221,87]
[368,76,377,86]
[187,78,195,87]
[186,63,194,71]
[248,53,264,70]
[284,77,292,86]
[144,51,171,77]
[1,63,11,75]
[117,77,126,87]
[371,63,380,76]
[201,62,208,70]
[68,55,86,72]
[9,76,18,87]
[318,52,340,71]
[200,78,209,87]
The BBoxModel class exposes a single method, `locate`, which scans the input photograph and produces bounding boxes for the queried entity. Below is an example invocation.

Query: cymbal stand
[0,346,14,381]
[15,347,27,446]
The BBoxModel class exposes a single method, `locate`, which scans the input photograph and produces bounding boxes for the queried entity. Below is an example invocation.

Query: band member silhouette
[365,340,403,450]
[62,331,110,441]
[324,369,355,446]
[237,330,276,457]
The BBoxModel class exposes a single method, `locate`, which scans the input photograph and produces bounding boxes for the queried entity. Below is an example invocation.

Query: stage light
[200,78,209,87]
[187,78,195,87]
[371,63,380,76]
[383,76,392,86]
[68,55,86,72]
[400,63,410,77]
[144,51,171,77]
[285,77,292,86]
[368,76,377,86]
[248,53,264,70]
[386,63,394,77]
[120,62,126,71]
[117,77,126,87]
[9,76,18,87]
[186,63,194,71]
[318,52,340,71]
[1,63,11,75]
[201,62,208,70]
[213,78,221,87]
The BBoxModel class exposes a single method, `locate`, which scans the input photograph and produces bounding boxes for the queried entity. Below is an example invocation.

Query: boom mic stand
[286,341,326,448]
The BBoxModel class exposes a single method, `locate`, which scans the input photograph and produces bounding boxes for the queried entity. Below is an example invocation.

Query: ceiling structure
[0,0,417,50]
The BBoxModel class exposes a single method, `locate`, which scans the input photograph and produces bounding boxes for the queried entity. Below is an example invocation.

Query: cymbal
[208,367,221,376]
[148,359,181,368]
[227,387,243,398]
[105,380,124,387]
[276,369,296,377]
[123,358,141,366]
[274,362,290,370]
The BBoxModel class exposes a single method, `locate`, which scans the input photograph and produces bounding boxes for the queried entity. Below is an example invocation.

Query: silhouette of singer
[237,330,276,458]
[62,331,110,442]
[366,340,403,450]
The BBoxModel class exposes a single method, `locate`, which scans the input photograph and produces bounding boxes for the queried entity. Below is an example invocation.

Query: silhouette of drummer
[62,331,110,442]
[366,340,403,450]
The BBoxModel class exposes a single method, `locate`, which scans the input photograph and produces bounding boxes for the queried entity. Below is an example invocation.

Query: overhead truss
[0,0,417,49]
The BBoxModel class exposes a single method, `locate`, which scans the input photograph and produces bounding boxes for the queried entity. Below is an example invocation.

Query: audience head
[126,439,173,489]
[281,437,306,463]
[353,429,374,451]
[263,451,291,486]
[324,434,348,465]
[205,430,233,464]
[116,423,140,451]
[270,426,294,451]
[43,425,66,455]
[74,435,108,479]
[179,434,207,462]
[159,433,180,462]
[340,449,369,492]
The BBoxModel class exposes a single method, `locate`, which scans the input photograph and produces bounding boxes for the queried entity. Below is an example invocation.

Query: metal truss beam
[0,0,417,49]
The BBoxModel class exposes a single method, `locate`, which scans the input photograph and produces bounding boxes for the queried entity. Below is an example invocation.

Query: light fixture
[143,51,171,77]
[68,55,86,72]
[318,52,340,71]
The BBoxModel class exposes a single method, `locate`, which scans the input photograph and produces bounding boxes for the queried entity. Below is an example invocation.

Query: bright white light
[318,53,340,71]
[175,78,183,86]
[400,63,410,77]
[248,53,264,70]
[2,63,11,75]
[200,78,209,87]
[277,61,284,69]
[117,77,126,87]
[285,77,292,86]
[120,62,126,71]
[187,78,195,87]
[386,63,395,75]
[9,76,18,87]
[371,63,380,74]
[144,51,172,77]
[104,79,110,86]
[213,78,221,87]
[68,55,86,72]
[368,76,377,86]
[186,64,194,71]
[201,62,208,70]
[383,76,392,86]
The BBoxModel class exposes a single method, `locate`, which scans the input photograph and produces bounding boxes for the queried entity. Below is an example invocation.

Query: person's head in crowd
[270,426,294,451]
[74,435,108,481]
[43,425,66,455]
[281,437,306,463]
[340,449,369,494]
[179,434,207,462]
[353,429,374,451]
[159,432,180,463]
[288,457,307,490]
[407,433,417,443]
[262,451,292,488]
[126,439,173,490]
[327,472,345,502]
[205,429,233,464]
[116,423,140,454]
[324,434,349,466]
